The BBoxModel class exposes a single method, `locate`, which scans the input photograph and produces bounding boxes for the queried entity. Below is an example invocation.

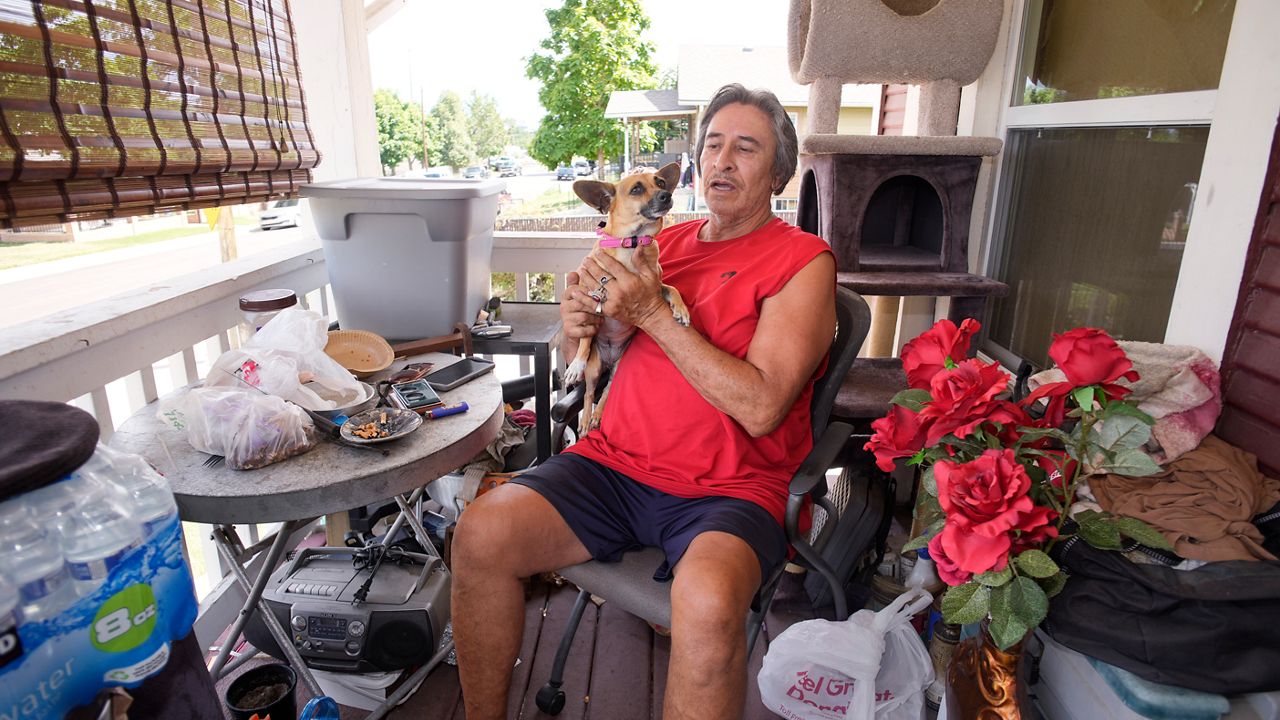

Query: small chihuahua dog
[565,162,689,433]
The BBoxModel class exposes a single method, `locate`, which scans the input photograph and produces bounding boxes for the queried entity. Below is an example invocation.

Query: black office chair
[533,286,880,714]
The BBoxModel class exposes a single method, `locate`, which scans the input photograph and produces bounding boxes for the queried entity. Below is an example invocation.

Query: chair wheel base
[536,684,566,715]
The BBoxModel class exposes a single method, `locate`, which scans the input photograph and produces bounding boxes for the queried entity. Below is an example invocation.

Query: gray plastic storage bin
[301,177,506,341]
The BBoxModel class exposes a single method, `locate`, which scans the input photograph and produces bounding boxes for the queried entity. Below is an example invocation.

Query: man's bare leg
[451,484,592,720]
[664,531,763,720]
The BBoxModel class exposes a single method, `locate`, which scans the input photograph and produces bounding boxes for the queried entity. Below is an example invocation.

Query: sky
[366,0,792,129]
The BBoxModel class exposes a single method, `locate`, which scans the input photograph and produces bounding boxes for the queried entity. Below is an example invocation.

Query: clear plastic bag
[757,589,934,720]
[205,307,363,410]
[158,387,317,469]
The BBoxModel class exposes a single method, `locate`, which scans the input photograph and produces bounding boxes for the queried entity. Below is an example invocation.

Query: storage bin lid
[300,177,506,200]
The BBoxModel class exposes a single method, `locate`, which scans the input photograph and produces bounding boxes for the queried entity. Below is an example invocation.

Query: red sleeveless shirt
[567,217,833,526]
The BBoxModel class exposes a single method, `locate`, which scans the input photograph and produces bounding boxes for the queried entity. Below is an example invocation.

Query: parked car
[420,167,451,178]
[257,198,306,230]
[490,155,514,170]
[555,164,575,181]
[573,159,592,176]
[462,165,489,179]
[496,160,522,177]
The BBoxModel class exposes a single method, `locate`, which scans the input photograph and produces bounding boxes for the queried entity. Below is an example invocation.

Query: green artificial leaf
[908,449,926,466]
[1104,447,1163,477]
[941,582,991,626]
[1013,549,1059,578]
[975,565,1013,587]
[1072,386,1096,411]
[1078,513,1123,549]
[915,493,945,529]
[1116,516,1174,550]
[1104,401,1155,426]
[1096,415,1152,452]
[1016,427,1073,445]
[988,612,1031,651]
[987,583,1032,650]
[1036,571,1068,598]
[922,466,938,496]
[901,533,930,552]
[1007,577,1050,629]
[890,388,933,413]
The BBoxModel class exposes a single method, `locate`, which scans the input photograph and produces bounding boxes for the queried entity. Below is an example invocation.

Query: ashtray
[340,407,422,444]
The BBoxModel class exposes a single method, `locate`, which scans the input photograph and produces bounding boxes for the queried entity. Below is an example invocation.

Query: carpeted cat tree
[787,0,1011,419]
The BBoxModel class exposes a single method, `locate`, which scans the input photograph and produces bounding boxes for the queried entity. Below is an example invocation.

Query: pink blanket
[1029,341,1221,464]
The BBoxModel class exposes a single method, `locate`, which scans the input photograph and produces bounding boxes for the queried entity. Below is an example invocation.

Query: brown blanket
[1093,435,1280,561]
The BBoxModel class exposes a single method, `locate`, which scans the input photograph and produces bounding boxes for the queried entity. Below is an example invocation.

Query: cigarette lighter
[428,402,469,419]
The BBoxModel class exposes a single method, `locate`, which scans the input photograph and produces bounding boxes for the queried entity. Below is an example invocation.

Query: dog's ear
[573,180,614,214]
[656,162,681,191]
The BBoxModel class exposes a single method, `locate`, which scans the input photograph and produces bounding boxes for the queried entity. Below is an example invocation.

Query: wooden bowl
[324,330,394,379]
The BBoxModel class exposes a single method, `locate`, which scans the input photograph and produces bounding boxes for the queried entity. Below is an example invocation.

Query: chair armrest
[787,422,854,500]
[785,421,855,620]
[552,383,585,424]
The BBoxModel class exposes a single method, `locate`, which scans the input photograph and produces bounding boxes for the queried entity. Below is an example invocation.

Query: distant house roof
[676,45,879,108]
[604,89,695,120]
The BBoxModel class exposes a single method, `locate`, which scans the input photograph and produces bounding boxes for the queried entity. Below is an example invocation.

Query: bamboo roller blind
[0,0,321,228]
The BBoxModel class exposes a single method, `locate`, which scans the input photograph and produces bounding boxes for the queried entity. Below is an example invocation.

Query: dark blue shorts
[510,453,787,584]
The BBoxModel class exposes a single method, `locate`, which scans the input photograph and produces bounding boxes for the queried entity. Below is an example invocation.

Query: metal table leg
[207,520,323,698]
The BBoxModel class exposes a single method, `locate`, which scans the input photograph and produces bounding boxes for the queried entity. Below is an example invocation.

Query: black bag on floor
[1044,537,1280,694]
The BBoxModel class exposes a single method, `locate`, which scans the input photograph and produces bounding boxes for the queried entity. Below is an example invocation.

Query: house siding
[1218,115,1280,477]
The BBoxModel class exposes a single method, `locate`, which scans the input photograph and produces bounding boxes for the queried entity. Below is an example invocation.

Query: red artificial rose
[901,318,981,390]
[928,531,972,586]
[932,449,1058,576]
[918,359,1018,445]
[1051,328,1139,388]
[865,404,931,472]
[1023,328,1140,425]
[1033,450,1078,490]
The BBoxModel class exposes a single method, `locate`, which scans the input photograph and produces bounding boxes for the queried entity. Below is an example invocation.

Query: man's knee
[670,574,750,640]
[452,489,522,574]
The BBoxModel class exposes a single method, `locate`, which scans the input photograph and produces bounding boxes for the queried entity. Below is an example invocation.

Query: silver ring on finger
[599,274,612,286]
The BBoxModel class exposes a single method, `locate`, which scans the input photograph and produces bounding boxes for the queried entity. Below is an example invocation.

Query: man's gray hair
[694,83,799,196]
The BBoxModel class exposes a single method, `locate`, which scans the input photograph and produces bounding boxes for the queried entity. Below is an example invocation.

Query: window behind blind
[0,0,321,228]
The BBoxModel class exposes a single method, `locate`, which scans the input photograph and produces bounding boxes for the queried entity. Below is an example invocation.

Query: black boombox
[243,546,449,673]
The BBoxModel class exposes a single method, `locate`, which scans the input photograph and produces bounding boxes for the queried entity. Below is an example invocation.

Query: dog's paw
[564,359,586,386]
[672,304,690,327]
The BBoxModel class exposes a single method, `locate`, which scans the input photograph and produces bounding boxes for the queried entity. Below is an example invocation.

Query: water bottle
[0,503,78,623]
[93,444,179,539]
[0,577,19,661]
[59,484,143,598]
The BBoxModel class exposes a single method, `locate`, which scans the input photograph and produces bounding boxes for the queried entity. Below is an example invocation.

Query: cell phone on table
[390,379,444,413]
[424,357,496,392]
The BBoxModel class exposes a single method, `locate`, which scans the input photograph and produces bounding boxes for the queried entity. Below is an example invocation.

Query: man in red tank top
[452,84,837,720]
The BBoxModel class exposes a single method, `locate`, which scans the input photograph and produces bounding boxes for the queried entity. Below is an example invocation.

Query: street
[0,222,316,330]
[0,166,593,332]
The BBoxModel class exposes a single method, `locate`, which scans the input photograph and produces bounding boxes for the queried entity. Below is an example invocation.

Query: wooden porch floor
[216,572,824,719]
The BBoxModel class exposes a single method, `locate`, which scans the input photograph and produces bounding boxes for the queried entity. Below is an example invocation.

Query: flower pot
[944,624,1033,719]
[225,663,297,720]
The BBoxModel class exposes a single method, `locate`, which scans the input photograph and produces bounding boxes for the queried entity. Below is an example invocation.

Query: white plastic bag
[157,387,317,469]
[757,589,934,720]
[204,307,363,410]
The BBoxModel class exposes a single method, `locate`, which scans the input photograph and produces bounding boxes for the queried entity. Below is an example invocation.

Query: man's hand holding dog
[580,248,671,332]
[560,270,605,341]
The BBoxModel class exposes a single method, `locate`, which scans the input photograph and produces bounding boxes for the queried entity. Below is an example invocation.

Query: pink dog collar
[596,226,654,248]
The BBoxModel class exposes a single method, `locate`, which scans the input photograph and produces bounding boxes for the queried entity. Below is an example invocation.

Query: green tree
[468,92,509,162]
[525,0,657,174]
[429,90,475,169]
[507,120,535,152]
[374,89,419,175]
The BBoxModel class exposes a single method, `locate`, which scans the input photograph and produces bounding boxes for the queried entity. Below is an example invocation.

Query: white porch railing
[0,230,594,646]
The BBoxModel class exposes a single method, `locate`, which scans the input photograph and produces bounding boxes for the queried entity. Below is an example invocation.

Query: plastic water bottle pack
[0,443,196,720]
